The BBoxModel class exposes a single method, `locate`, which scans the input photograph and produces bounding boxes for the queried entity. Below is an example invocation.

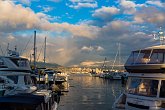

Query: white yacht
[113,44,165,110]
[55,71,68,84]
[0,50,58,110]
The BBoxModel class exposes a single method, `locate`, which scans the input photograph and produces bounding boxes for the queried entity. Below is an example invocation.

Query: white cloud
[120,0,136,14]
[42,6,53,13]
[0,1,41,32]
[48,0,61,3]
[18,0,31,5]
[69,0,94,3]
[92,6,120,20]
[146,1,164,7]
[96,46,104,51]
[68,2,98,9]
[134,7,165,25]
[81,46,94,51]
[81,45,104,52]
[0,1,100,39]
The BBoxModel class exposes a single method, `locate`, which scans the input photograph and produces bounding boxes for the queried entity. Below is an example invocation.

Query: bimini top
[125,45,165,73]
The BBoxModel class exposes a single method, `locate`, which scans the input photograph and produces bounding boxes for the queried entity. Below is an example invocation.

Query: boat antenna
[154,27,165,45]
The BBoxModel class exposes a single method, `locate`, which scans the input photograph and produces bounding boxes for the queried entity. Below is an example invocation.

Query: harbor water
[58,74,124,110]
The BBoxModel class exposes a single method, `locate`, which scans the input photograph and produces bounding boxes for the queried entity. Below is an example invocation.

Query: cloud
[92,6,120,20]
[0,1,41,32]
[0,1,100,39]
[134,7,165,27]
[48,0,61,3]
[146,1,164,7]
[120,0,136,14]
[81,46,94,52]
[68,2,98,9]
[81,45,104,52]
[18,0,31,5]
[96,46,104,51]
[41,6,54,13]
[68,0,97,9]
[69,0,95,3]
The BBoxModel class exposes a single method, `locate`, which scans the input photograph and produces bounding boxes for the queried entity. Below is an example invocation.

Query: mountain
[33,62,61,68]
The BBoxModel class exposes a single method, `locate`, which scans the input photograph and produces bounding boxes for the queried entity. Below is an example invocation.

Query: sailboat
[110,43,123,80]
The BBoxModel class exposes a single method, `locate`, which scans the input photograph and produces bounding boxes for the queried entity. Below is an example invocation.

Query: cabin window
[126,50,165,65]
[6,76,18,84]
[128,78,158,97]
[10,58,29,67]
[149,52,164,64]
[160,80,165,98]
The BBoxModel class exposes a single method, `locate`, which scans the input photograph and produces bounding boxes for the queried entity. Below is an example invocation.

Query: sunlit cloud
[92,6,120,20]
[68,2,98,9]
[48,0,61,3]
[120,0,136,14]
[146,1,164,7]
[68,0,98,9]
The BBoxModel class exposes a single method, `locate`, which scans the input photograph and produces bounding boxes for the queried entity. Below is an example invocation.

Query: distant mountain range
[32,62,61,68]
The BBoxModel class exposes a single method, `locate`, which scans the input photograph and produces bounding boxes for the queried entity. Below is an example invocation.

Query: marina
[58,74,124,110]
[0,0,164,110]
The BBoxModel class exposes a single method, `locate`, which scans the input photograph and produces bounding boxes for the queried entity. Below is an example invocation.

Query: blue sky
[0,0,164,67]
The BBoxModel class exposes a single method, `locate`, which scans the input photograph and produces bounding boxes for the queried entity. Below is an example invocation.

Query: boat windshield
[10,58,30,68]
[126,49,165,65]
[127,77,158,97]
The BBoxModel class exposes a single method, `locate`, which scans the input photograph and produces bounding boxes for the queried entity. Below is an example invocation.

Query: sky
[0,0,164,67]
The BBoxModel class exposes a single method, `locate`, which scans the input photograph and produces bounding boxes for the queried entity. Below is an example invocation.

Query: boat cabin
[0,56,31,71]
[125,45,165,73]
[125,73,165,109]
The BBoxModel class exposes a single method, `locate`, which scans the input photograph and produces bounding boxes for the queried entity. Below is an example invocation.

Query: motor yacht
[0,50,58,110]
[113,44,165,110]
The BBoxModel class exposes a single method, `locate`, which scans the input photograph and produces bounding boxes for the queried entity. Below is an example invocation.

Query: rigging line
[20,35,33,55]
[111,46,119,70]
[36,42,44,62]
[26,45,34,59]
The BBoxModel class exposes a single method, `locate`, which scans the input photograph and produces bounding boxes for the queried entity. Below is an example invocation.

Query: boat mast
[118,43,121,71]
[6,43,9,56]
[101,57,107,71]
[44,37,46,68]
[33,31,36,68]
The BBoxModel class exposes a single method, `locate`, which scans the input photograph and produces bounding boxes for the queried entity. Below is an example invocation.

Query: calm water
[58,74,124,110]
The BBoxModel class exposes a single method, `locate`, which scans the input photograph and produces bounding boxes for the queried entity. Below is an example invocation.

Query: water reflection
[58,74,124,110]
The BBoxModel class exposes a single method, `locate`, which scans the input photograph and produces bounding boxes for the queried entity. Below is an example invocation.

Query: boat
[55,71,68,84]
[113,29,165,109]
[109,43,123,80]
[0,31,58,110]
